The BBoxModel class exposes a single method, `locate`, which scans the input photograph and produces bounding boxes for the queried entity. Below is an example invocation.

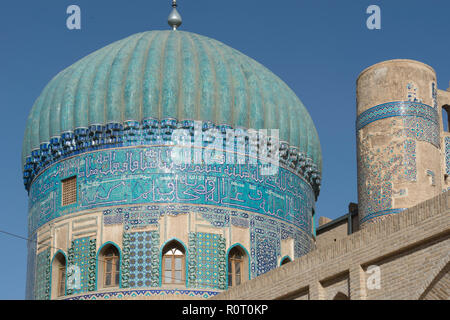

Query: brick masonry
[212,191,450,300]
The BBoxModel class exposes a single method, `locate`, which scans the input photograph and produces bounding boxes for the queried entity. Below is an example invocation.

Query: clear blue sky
[1,0,449,299]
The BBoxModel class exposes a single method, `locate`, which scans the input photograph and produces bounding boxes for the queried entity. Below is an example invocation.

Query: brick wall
[212,191,450,300]
[316,220,348,249]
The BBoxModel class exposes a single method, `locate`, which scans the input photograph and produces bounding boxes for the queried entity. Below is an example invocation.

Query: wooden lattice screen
[62,176,77,206]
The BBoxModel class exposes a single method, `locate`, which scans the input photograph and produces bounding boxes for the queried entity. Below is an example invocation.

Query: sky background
[0,0,449,299]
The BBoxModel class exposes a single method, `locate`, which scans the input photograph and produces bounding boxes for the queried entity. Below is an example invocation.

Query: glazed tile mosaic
[403,116,440,147]
[356,97,443,225]
[65,288,220,300]
[358,131,418,224]
[67,237,96,295]
[25,233,37,300]
[250,215,280,277]
[28,146,315,236]
[360,208,406,224]
[104,205,189,230]
[407,82,421,103]
[52,213,304,295]
[445,137,450,175]
[188,232,226,290]
[121,231,160,288]
[34,248,50,300]
[431,82,438,109]
[356,101,439,132]
[102,203,312,286]
[23,120,321,196]
[402,140,417,182]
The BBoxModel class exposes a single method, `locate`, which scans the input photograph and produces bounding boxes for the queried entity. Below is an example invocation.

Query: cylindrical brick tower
[356,59,441,227]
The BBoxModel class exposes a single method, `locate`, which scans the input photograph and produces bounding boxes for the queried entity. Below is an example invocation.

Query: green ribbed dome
[22,30,321,172]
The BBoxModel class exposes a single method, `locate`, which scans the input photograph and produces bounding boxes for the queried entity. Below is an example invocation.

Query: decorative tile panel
[360,208,406,224]
[356,101,439,136]
[230,211,250,228]
[23,120,321,196]
[66,237,96,295]
[407,82,421,103]
[25,233,37,300]
[402,140,417,182]
[102,203,312,289]
[252,234,278,277]
[250,214,282,278]
[34,248,50,300]
[104,205,186,231]
[358,131,418,224]
[122,231,160,288]
[28,146,315,236]
[403,116,440,147]
[188,232,226,290]
[431,81,438,109]
[65,288,220,300]
[445,137,450,175]
[357,100,441,225]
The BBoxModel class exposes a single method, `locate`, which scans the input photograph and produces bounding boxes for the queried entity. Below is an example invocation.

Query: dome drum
[23,118,321,197]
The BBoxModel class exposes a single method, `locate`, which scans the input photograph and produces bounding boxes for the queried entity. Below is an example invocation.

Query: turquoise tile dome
[22,30,322,188]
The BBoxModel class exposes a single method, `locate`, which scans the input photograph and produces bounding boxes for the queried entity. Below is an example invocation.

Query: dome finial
[168,0,182,30]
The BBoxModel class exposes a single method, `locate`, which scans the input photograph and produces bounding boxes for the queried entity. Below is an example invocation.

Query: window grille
[62,176,77,206]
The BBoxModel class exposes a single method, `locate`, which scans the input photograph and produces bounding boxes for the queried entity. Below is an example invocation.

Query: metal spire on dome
[168,0,182,30]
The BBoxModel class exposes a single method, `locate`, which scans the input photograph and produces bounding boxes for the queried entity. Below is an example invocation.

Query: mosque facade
[22,4,449,300]
[22,26,321,299]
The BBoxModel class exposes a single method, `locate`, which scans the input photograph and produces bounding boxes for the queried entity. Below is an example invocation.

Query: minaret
[356,60,441,227]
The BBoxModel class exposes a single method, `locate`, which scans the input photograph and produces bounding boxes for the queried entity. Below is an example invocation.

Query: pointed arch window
[281,257,292,266]
[333,292,349,300]
[228,246,248,287]
[443,105,450,132]
[51,252,66,298]
[162,241,185,285]
[98,244,120,289]
[58,264,66,296]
